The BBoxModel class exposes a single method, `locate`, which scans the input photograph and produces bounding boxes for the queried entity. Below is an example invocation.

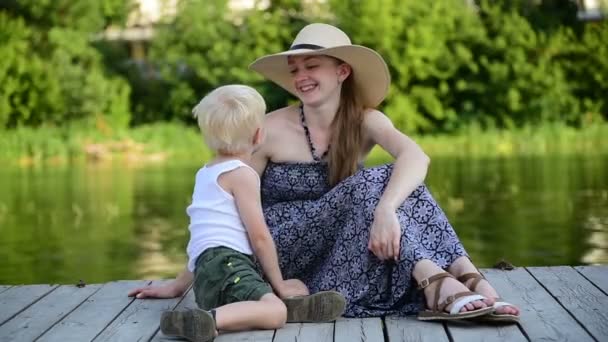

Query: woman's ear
[337,63,352,83]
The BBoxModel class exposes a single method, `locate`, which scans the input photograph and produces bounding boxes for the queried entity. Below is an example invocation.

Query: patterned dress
[261,161,468,317]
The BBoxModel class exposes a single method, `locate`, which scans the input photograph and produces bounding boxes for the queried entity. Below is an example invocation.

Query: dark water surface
[1,155,606,284]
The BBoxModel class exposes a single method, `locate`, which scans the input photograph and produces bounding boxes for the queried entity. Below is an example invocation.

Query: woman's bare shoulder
[363,108,388,121]
[264,105,299,130]
[266,105,296,119]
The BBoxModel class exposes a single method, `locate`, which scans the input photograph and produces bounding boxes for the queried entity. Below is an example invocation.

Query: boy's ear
[253,127,265,145]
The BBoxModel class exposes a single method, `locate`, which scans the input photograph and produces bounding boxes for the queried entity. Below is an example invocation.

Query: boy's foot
[160,309,216,342]
[283,290,346,322]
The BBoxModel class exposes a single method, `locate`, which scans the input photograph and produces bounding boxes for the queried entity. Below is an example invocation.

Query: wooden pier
[1,266,607,341]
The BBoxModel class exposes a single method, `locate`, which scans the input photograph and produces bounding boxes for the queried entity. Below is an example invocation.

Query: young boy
[129,85,345,342]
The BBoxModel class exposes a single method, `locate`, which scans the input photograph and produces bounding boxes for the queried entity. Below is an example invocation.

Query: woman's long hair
[328,66,364,187]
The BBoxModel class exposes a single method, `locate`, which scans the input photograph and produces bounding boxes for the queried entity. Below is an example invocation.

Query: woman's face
[287,55,350,106]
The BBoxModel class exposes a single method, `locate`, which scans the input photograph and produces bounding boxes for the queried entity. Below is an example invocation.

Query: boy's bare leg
[161,294,285,341]
[215,293,286,331]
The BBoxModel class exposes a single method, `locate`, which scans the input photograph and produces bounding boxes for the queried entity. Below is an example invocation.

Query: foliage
[0,0,607,136]
[330,0,607,132]
[0,0,132,129]
[142,0,310,122]
[331,0,486,131]
[2,122,607,164]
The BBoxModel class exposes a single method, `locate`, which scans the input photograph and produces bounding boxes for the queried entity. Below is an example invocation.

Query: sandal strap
[457,272,485,291]
[493,300,513,309]
[418,273,457,312]
[437,291,478,313]
[447,293,487,315]
[418,272,454,290]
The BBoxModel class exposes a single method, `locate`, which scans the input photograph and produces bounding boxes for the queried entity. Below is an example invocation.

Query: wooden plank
[575,265,608,294]
[0,284,58,325]
[37,280,150,342]
[386,316,449,342]
[448,322,526,342]
[528,266,608,341]
[0,284,101,342]
[480,268,594,342]
[0,286,11,295]
[335,317,383,342]
[216,330,275,342]
[92,280,182,342]
[273,322,333,342]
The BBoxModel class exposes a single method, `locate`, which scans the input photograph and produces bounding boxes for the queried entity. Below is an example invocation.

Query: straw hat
[249,23,390,108]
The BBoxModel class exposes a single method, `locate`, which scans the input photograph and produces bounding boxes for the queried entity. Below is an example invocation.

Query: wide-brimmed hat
[249,23,390,108]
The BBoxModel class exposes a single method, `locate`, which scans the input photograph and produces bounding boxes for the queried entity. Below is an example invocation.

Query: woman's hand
[275,279,310,298]
[368,205,401,261]
[128,282,183,299]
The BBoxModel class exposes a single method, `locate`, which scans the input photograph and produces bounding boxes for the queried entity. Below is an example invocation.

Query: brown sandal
[458,273,520,323]
[417,272,493,321]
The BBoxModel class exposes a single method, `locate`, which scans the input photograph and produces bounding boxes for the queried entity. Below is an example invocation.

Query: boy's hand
[276,279,310,298]
[128,283,182,299]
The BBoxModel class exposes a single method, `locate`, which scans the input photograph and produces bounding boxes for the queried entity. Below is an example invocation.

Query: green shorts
[193,246,273,310]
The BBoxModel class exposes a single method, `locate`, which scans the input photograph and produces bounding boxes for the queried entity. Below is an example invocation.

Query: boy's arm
[128,267,193,299]
[228,167,285,295]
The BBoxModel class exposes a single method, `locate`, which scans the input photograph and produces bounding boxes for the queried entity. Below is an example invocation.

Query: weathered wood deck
[1,266,607,341]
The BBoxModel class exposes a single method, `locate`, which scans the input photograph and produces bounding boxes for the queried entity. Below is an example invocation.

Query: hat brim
[249,45,390,108]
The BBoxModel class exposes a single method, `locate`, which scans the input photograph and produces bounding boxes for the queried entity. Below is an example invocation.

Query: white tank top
[186,159,256,272]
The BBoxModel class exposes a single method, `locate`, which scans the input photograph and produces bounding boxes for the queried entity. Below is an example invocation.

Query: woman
[248,23,519,321]
[131,23,519,322]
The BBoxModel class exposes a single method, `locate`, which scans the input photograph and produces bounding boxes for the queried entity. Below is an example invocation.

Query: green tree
[470,0,582,127]
[0,14,62,128]
[550,21,608,124]
[330,0,597,132]
[143,0,313,123]
[0,0,132,129]
[330,0,487,132]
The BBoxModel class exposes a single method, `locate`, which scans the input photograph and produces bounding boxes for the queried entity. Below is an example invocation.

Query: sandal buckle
[419,278,430,289]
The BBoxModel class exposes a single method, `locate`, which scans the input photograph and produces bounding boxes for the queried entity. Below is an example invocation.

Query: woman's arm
[363,110,430,210]
[362,110,430,261]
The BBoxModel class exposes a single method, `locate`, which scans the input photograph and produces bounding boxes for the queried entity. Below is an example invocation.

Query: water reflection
[0,155,606,284]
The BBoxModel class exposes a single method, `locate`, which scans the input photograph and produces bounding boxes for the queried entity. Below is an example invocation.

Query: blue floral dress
[261,161,468,317]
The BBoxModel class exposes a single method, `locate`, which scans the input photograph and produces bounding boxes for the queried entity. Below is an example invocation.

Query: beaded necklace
[299,104,330,161]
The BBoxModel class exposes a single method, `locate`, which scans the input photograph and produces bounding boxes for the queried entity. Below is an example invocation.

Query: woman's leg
[412,259,489,313]
[447,256,520,316]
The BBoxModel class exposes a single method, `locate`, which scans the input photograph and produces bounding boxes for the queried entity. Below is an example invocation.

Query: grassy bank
[0,123,208,166]
[1,122,607,166]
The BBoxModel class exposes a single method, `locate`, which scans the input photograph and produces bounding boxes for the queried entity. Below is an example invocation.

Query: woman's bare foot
[414,259,488,314]
[460,276,520,316]
[447,256,520,317]
[423,275,489,313]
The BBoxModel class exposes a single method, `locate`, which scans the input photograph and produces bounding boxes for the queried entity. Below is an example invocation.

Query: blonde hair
[192,85,266,154]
